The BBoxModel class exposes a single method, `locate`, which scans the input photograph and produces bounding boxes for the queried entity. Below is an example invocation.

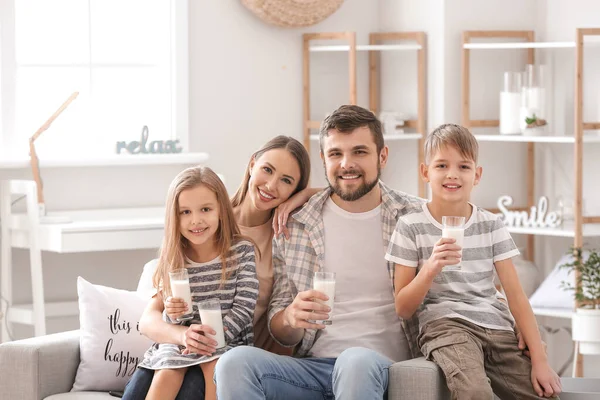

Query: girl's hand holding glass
[181,324,218,356]
[181,324,229,356]
[164,296,189,321]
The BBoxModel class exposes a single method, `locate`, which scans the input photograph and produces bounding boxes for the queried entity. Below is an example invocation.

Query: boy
[385,124,561,399]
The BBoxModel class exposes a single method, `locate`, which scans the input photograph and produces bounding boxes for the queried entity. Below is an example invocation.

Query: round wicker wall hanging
[241,0,344,28]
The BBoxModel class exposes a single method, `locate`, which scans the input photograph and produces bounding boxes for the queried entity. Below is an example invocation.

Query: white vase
[500,92,521,134]
[572,308,600,355]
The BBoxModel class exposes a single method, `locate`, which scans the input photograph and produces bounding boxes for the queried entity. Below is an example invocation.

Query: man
[215,104,423,399]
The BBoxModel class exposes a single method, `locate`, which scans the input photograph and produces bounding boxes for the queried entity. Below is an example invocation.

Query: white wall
[1,0,383,338]
[188,0,381,194]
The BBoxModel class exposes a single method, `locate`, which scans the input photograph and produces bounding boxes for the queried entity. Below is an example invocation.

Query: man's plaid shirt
[267,181,425,358]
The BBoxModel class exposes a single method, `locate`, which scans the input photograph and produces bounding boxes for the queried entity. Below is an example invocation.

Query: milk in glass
[169,269,194,321]
[313,272,336,325]
[171,280,194,309]
[198,299,226,348]
[441,216,466,270]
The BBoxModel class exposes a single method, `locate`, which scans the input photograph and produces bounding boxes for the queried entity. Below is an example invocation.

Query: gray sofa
[0,329,450,400]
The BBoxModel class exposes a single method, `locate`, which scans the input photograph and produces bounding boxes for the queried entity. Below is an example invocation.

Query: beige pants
[418,318,559,400]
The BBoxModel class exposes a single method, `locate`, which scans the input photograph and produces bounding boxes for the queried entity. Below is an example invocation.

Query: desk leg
[0,245,11,342]
[26,198,46,337]
[572,341,584,377]
[1,187,12,342]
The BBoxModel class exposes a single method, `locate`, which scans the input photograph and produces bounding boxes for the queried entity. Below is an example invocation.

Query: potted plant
[561,247,600,355]
[521,113,547,136]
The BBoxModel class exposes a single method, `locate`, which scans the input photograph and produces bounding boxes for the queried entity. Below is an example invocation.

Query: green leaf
[560,247,600,305]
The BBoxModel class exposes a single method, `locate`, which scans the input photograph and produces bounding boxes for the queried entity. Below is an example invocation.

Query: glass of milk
[197,298,226,349]
[442,216,466,270]
[168,269,194,321]
[313,272,336,325]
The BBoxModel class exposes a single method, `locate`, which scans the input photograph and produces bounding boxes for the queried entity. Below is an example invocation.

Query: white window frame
[0,0,189,159]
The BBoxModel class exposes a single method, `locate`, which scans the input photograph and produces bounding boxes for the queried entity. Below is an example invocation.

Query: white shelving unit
[303,31,428,197]
[507,225,600,238]
[474,134,600,143]
[464,41,576,50]
[464,39,600,50]
[532,307,574,319]
[309,44,423,52]
[462,28,600,377]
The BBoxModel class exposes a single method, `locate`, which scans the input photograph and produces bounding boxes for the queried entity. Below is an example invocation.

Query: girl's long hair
[231,135,311,208]
[153,166,244,295]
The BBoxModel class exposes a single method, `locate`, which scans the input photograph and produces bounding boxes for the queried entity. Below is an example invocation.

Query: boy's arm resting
[222,245,259,342]
[139,294,188,346]
[267,236,305,346]
[496,257,562,397]
[393,264,433,319]
[494,258,546,362]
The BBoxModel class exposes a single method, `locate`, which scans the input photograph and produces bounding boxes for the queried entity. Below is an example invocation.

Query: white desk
[9,207,166,253]
[2,207,167,336]
[0,152,210,342]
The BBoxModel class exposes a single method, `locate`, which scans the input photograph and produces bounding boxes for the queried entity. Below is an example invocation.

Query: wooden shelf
[310,44,422,52]
[303,31,428,198]
[309,133,422,141]
[532,307,574,319]
[464,41,576,49]
[0,152,210,169]
[506,224,600,238]
[464,39,600,50]
[475,134,600,143]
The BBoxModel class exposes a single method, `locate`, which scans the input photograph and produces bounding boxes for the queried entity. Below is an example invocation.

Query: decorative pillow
[529,251,590,310]
[71,277,154,392]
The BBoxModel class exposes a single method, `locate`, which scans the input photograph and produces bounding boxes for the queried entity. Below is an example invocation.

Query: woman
[122,136,315,399]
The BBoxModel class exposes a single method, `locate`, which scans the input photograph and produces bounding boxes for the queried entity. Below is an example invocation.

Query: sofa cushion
[71,277,154,392]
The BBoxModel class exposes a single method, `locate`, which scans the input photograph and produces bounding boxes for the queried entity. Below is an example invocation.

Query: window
[0,0,188,159]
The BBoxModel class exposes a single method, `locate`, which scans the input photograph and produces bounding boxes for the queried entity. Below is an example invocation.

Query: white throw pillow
[72,277,154,392]
[529,251,589,310]
[136,259,158,299]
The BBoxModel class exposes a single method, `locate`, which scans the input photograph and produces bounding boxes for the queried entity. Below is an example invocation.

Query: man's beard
[327,166,381,201]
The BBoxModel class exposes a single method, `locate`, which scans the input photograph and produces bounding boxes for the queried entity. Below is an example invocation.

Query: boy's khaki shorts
[418,318,559,400]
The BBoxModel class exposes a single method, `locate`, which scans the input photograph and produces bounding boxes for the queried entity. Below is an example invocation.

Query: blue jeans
[214,346,393,400]
[121,366,205,400]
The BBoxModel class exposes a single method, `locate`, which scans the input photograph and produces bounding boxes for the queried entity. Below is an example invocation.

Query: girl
[137,166,258,400]
[124,136,314,398]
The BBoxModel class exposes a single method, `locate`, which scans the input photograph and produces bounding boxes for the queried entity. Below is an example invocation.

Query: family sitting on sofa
[0,105,562,400]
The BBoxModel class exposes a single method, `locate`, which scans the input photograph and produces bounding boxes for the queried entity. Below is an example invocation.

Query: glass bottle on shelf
[500,71,522,135]
[520,64,547,136]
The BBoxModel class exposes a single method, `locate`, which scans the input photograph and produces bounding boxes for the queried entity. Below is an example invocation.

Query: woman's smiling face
[246,148,302,212]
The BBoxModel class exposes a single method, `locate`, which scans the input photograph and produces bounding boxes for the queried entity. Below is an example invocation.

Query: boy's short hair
[424,124,479,164]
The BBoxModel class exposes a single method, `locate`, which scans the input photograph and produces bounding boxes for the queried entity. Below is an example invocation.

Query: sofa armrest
[0,330,81,400]
[388,357,450,400]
